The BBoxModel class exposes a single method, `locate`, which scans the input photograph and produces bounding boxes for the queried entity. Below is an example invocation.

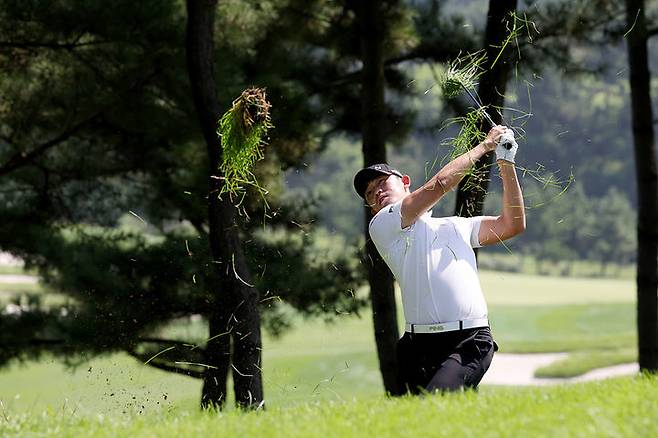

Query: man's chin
[380,197,394,207]
[374,200,390,213]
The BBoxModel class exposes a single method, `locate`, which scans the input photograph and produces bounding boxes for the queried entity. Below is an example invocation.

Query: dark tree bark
[454,0,518,219]
[625,0,658,372]
[185,0,264,409]
[355,0,400,395]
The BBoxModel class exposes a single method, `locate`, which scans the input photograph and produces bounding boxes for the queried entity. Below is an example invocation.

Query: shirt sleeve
[469,216,485,248]
[450,216,485,249]
[368,200,405,250]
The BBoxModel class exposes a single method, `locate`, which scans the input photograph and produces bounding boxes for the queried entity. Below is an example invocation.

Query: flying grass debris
[440,51,486,99]
[217,87,273,201]
[451,109,486,159]
[440,52,498,130]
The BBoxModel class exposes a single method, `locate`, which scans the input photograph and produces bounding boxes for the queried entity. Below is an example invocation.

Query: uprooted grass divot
[216,87,273,203]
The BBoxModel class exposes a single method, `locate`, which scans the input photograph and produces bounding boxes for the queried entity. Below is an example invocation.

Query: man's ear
[401,175,411,189]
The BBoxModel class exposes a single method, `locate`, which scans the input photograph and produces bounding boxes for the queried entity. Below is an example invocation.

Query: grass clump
[216,87,273,202]
[440,51,486,99]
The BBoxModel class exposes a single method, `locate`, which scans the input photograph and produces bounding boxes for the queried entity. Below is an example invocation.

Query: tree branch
[0,66,161,178]
[137,337,200,348]
[0,112,103,177]
[125,348,204,379]
[384,44,467,66]
[0,40,112,50]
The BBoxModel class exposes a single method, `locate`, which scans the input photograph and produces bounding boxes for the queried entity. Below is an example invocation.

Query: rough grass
[2,376,656,437]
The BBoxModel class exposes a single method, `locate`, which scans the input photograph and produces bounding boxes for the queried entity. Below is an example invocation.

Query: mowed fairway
[481,270,636,353]
[0,270,637,417]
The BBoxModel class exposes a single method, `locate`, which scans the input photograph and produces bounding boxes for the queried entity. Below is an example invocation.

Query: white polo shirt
[369,200,488,325]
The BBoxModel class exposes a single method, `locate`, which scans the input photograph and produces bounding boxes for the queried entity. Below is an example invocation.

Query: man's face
[364,174,409,214]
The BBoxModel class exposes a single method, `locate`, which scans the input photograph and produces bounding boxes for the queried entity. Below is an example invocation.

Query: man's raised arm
[478,132,526,245]
[400,125,507,228]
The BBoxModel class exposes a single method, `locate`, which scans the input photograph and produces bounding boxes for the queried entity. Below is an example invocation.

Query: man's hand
[399,125,505,228]
[495,128,518,163]
[483,125,508,152]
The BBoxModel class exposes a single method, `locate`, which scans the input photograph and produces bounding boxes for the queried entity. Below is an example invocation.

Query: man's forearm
[422,142,489,194]
[498,160,525,231]
[400,126,503,228]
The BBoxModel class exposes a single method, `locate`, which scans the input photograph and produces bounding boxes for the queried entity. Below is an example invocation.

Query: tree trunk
[199,313,231,408]
[454,0,517,219]
[355,0,400,395]
[625,0,658,372]
[185,0,264,408]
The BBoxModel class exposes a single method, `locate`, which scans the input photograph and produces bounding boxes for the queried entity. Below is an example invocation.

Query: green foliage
[586,188,636,269]
[0,0,370,372]
[249,226,366,325]
[0,222,209,367]
[504,181,637,271]
[477,252,636,279]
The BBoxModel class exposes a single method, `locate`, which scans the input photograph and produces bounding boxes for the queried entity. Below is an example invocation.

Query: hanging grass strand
[216,87,273,201]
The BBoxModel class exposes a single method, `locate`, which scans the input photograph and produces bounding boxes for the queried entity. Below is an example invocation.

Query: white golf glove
[495,128,518,163]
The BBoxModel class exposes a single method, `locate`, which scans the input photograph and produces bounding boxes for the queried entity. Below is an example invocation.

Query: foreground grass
[2,376,656,437]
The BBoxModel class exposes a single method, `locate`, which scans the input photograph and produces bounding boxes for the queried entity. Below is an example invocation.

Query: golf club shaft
[459,83,514,150]
[460,84,497,128]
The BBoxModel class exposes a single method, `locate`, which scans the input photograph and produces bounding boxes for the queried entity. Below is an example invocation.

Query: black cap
[353,163,403,199]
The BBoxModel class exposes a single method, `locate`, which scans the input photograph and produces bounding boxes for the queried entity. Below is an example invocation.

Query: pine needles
[217,87,273,202]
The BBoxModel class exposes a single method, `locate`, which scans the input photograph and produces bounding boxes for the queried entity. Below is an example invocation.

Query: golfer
[354,125,525,394]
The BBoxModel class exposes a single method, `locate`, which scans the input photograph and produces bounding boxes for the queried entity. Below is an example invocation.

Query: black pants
[396,327,497,394]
